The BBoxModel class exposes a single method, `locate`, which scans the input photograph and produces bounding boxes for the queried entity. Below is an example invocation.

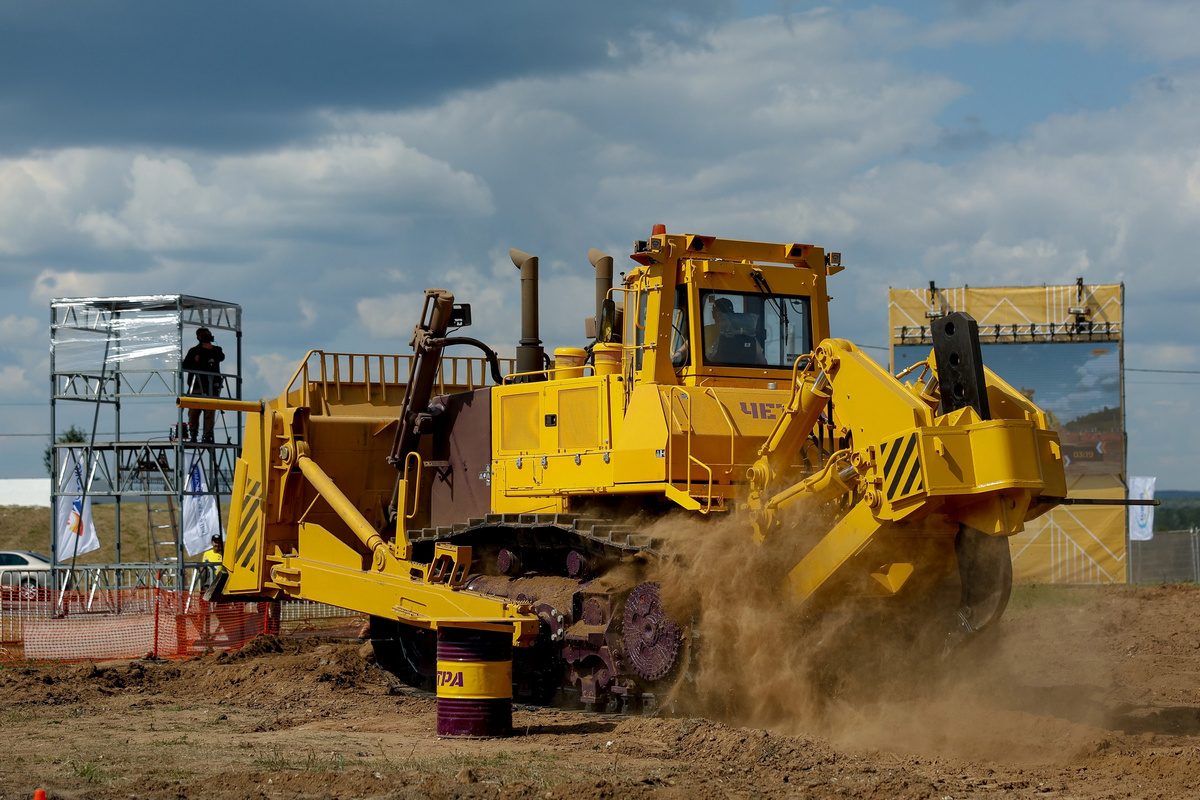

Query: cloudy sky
[1,0,1197,488]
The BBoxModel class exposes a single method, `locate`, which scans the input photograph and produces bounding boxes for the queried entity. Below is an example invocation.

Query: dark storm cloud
[0,0,731,154]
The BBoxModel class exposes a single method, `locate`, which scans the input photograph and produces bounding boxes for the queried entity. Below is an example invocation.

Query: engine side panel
[430,389,493,528]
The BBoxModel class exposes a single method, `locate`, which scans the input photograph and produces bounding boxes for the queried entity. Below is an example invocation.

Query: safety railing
[46,563,218,614]
[403,451,422,521]
[0,568,51,593]
[0,586,365,659]
[1129,530,1200,584]
[894,320,1121,345]
[501,365,598,385]
[665,387,715,513]
[283,350,515,409]
[700,386,738,467]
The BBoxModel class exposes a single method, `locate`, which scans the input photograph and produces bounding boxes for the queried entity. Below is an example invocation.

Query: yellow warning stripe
[882,433,923,501]
[234,480,262,571]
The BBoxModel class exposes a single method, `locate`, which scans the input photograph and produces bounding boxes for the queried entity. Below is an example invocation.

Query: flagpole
[54,454,72,616]
[70,333,111,583]
[73,335,111,573]
[208,443,226,546]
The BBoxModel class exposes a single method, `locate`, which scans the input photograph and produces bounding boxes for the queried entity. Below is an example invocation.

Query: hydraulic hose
[439,336,507,385]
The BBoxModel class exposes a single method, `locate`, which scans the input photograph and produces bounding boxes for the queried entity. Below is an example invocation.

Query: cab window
[670,284,690,369]
[633,289,648,371]
[700,290,811,369]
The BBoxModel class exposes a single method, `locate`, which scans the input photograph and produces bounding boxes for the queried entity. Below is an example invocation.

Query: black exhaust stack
[509,248,545,381]
[588,248,613,339]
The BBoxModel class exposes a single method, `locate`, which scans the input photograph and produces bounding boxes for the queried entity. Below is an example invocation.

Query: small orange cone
[34,791,47,800]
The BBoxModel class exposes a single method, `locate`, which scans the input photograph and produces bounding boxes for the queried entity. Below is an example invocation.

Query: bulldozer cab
[622,231,838,387]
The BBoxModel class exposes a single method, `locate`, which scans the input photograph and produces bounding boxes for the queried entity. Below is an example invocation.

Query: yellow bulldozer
[189,225,1067,715]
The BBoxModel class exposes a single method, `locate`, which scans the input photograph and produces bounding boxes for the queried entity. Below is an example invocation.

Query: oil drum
[435,627,513,737]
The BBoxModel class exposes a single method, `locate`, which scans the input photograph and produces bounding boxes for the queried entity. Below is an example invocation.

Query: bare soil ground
[1,583,1199,799]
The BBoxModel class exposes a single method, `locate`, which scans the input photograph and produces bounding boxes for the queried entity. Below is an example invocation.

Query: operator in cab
[705,297,766,365]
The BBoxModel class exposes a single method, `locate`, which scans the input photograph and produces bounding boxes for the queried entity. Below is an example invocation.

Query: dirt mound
[0,635,383,715]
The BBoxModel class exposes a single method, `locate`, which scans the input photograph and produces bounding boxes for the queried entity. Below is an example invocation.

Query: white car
[0,551,52,591]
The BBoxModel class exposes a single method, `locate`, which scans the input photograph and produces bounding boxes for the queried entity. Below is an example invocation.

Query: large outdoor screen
[893,340,1122,475]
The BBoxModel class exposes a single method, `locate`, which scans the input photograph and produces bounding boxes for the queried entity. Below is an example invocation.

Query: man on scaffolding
[183,327,225,444]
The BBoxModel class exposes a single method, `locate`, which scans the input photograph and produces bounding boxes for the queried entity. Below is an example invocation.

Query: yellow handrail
[280,350,516,410]
[403,450,423,521]
[666,387,715,514]
[688,455,714,513]
[701,386,738,467]
[502,365,597,384]
[665,387,688,488]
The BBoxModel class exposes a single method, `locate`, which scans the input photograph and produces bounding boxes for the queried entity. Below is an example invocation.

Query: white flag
[181,451,222,556]
[55,447,100,561]
[1128,476,1156,541]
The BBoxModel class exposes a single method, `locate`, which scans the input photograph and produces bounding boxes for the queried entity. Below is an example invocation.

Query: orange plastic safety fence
[0,586,367,665]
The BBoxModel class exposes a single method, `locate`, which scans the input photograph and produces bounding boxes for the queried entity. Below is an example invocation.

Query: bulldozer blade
[944,526,1012,656]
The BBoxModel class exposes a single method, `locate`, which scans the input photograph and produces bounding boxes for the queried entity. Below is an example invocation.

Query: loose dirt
[2,583,1199,799]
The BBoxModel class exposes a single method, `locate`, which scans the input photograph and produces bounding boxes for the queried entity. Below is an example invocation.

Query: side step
[407,513,667,557]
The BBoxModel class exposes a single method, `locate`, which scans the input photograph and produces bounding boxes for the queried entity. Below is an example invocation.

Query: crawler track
[375,514,690,713]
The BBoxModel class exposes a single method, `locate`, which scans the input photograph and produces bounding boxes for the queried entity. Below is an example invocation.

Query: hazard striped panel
[880,433,924,503]
[234,478,262,572]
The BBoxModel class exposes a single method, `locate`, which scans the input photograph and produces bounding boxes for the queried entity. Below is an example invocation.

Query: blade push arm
[747,321,1066,608]
[746,338,933,541]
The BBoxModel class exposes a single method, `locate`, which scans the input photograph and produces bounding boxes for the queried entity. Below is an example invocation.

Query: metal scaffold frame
[49,295,243,591]
[894,319,1122,346]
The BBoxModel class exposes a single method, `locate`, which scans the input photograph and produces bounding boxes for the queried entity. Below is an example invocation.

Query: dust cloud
[644,510,1119,764]
[647,508,855,729]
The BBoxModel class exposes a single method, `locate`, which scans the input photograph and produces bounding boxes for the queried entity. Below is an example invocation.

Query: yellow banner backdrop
[888,283,1126,584]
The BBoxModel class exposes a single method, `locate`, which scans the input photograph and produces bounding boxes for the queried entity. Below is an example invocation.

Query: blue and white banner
[182,451,222,556]
[1128,476,1156,542]
[54,447,100,561]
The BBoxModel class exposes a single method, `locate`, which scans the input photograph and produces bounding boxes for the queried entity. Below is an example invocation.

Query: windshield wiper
[750,269,788,328]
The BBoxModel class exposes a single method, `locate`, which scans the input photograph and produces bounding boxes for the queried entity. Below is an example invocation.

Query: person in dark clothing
[705,297,766,365]
[183,327,225,443]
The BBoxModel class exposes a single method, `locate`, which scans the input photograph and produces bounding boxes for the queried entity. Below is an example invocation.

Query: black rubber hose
[440,337,506,385]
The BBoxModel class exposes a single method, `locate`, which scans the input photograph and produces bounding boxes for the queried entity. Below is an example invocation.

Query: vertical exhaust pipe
[588,248,613,339]
[509,248,544,380]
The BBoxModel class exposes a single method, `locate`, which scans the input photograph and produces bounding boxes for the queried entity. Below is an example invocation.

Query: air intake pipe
[588,248,613,339]
[509,248,545,380]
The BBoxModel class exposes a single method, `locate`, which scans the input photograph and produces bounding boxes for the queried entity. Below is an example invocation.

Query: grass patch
[2,708,37,725]
[66,760,109,784]
[254,747,348,773]
[1007,583,1093,612]
[155,734,190,746]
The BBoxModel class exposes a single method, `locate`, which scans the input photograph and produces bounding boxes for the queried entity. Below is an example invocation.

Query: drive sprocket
[621,581,680,682]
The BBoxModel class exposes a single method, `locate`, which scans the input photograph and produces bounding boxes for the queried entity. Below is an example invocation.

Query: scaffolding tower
[49,295,243,590]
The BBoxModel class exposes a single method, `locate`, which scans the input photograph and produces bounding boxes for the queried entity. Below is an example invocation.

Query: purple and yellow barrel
[435,627,513,737]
